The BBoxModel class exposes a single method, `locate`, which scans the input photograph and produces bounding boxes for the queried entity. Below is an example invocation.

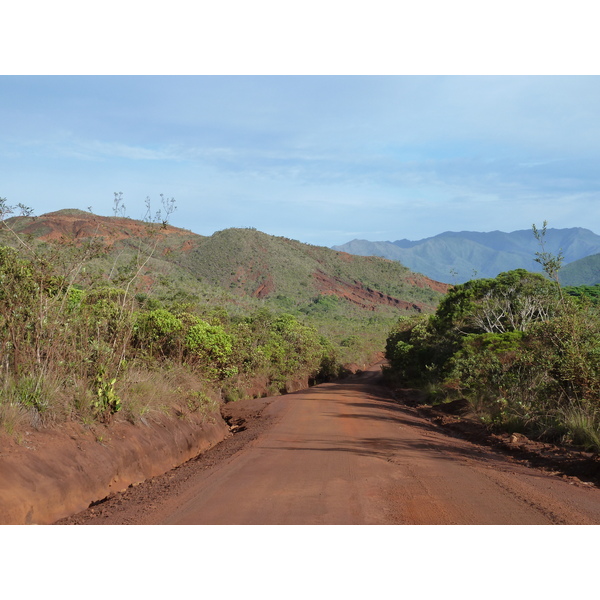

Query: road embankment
[0,411,230,525]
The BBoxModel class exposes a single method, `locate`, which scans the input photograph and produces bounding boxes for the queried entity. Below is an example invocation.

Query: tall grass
[560,404,600,452]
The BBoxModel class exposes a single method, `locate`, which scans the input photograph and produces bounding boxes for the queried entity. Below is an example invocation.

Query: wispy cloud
[2,75,600,246]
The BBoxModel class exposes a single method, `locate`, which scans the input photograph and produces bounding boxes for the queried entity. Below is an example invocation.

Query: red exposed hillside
[332,250,450,296]
[313,270,427,312]
[253,275,275,299]
[406,274,451,295]
[13,210,197,249]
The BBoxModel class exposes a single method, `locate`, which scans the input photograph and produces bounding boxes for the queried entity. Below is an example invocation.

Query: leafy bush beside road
[385,268,600,451]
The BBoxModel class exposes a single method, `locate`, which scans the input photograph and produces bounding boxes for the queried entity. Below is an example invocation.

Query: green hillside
[185,228,444,308]
[559,253,600,286]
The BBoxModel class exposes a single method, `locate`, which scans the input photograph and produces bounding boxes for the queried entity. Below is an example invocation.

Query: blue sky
[2,75,600,247]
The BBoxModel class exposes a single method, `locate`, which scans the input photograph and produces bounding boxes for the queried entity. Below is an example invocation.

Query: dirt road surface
[58,365,600,525]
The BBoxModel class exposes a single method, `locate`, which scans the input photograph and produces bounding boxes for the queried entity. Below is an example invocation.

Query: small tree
[433,270,558,337]
[532,220,564,301]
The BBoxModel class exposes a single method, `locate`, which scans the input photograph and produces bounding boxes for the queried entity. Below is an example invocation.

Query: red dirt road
[60,366,600,525]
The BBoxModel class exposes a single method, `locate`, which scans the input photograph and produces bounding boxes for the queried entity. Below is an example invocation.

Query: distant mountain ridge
[332,228,600,284]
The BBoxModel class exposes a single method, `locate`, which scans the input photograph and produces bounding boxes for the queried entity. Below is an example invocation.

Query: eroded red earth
[313,270,428,311]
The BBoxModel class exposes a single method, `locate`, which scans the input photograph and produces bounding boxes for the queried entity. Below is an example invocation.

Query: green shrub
[134,308,183,357]
[432,269,558,336]
[185,320,234,378]
[93,368,122,422]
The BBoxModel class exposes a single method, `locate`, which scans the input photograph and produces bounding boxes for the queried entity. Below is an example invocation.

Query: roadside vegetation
[0,203,332,434]
[0,196,440,439]
[384,223,600,453]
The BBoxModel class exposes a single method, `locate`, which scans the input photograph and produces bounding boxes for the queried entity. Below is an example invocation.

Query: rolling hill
[0,209,448,314]
[559,253,600,286]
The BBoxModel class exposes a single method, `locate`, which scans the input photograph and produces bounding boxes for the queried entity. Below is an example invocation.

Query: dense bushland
[564,283,600,305]
[0,243,345,434]
[384,268,600,452]
[0,200,354,437]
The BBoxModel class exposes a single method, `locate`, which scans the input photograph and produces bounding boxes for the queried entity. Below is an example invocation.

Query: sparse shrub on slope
[0,245,138,428]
